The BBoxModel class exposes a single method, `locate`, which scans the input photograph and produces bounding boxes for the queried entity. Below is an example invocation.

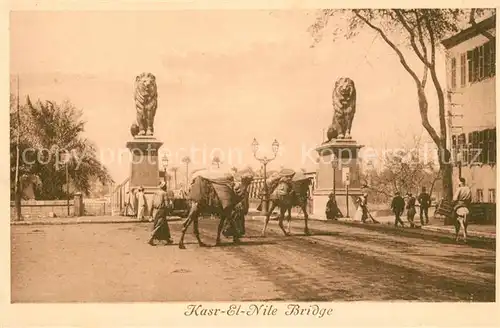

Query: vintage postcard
[3,0,499,327]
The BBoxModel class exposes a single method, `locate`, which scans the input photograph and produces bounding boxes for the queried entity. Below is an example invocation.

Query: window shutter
[490,38,496,77]
[473,47,479,82]
[467,50,474,82]
[491,128,497,164]
[484,41,491,77]
[480,129,487,164]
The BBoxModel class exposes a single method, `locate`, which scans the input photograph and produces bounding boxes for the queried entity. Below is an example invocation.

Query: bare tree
[212,155,222,168]
[360,133,441,203]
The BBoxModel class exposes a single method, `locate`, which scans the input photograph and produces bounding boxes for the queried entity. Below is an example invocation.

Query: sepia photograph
[7,4,497,314]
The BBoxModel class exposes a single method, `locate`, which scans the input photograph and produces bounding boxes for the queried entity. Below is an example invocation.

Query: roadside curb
[333,219,496,241]
[11,217,183,226]
[421,225,496,240]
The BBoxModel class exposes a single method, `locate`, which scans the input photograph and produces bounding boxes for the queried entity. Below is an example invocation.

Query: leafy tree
[309,9,495,200]
[10,95,113,199]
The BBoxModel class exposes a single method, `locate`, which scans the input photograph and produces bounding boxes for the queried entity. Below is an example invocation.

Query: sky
[10,10,449,184]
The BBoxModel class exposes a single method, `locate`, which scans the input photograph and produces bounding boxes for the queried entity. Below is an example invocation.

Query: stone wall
[10,196,112,220]
[10,200,74,220]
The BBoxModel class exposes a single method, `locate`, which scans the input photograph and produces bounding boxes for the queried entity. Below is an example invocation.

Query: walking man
[148,181,174,246]
[391,191,405,227]
[406,192,417,228]
[418,187,431,225]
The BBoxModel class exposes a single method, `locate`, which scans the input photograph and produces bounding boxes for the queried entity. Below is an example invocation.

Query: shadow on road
[215,240,276,247]
[328,221,496,250]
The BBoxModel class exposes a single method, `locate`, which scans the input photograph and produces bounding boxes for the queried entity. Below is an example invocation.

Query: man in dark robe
[148,181,174,245]
[326,192,342,220]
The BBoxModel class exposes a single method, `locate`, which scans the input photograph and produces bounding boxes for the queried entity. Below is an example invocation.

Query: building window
[465,39,496,84]
[451,57,457,89]
[488,189,496,203]
[460,53,467,87]
[476,189,484,203]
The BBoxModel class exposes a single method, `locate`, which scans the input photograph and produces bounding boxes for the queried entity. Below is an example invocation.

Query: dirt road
[11,217,495,302]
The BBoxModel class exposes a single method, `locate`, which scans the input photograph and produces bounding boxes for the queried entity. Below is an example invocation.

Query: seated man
[326,192,342,220]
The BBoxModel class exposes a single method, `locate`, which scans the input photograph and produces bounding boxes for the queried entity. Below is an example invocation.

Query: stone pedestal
[313,139,364,219]
[126,136,164,216]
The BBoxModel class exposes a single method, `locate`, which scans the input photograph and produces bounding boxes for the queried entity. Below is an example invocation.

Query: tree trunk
[438,146,453,200]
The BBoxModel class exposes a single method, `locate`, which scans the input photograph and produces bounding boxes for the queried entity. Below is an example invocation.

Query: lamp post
[182,156,191,191]
[60,151,71,216]
[162,154,169,189]
[251,138,279,216]
[331,155,338,198]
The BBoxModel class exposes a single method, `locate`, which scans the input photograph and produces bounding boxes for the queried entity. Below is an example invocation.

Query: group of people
[324,186,432,227]
[325,177,473,231]
[390,187,432,228]
[124,186,148,221]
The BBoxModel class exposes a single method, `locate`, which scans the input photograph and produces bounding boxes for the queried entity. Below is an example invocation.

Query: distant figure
[148,181,174,246]
[357,192,369,223]
[391,191,405,227]
[453,177,472,242]
[325,192,342,220]
[418,187,431,225]
[136,186,147,221]
[406,192,417,228]
[125,188,137,216]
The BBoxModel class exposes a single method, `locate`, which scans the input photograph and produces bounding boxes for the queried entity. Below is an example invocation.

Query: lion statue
[132,72,158,137]
[325,77,356,142]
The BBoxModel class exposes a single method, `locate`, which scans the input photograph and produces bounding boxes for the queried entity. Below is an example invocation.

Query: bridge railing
[109,177,130,216]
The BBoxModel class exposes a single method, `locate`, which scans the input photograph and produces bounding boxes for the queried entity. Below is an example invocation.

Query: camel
[178,172,253,249]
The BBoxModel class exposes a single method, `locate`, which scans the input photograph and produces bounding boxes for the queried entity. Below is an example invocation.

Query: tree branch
[354,10,422,87]
[423,12,446,146]
[393,10,431,67]
[414,10,429,87]
[469,9,495,40]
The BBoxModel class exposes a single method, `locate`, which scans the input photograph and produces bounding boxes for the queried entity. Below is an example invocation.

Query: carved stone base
[313,139,364,219]
[126,136,164,216]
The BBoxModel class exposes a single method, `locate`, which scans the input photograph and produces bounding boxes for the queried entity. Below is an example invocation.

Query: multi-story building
[442,15,496,212]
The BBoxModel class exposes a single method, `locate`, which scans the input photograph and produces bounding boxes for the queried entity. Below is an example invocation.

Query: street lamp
[251,138,280,217]
[162,154,169,189]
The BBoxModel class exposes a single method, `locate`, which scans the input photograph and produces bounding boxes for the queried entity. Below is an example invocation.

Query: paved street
[11,217,495,302]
